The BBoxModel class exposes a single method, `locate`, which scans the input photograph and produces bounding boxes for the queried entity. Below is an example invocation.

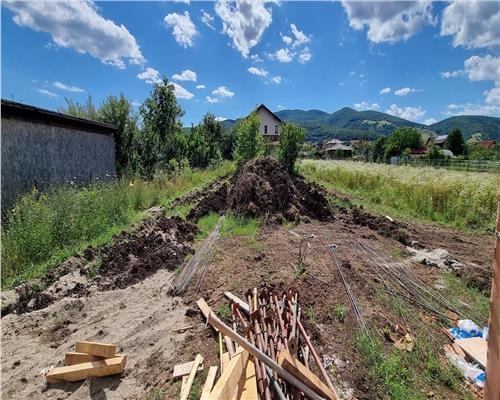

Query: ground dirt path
[1,269,190,400]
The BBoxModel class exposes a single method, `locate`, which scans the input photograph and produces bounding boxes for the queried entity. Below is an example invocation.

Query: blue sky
[2,1,499,126]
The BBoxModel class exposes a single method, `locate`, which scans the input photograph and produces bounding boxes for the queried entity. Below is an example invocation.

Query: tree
[198,113,223,164]
[278,122,306,171]
[427,144,445,159]
[234,113,263,165]
[445,128,465,156]
[221,127,237,160]
[372,136,388,162]
[59,95,98,120]
[385,127,422,158]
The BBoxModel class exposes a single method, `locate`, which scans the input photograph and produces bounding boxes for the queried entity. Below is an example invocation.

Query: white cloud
[440,70,465,79]
[380,87,391,94]
[423,118,437,125]
[273,48,293,63]
[386,104,426,121]
[212,86,234,98]
[394,87,418,96]
[196,84,206,89]
[484,86,500,105]
[215,116,227,121]
[201,10,215,30]
[172,69,197,81]
[298,47,312,64]
[349,71,356,76]
[164,11,198,48]
[341,0,434,43]
[174,0,190,4]
[290,23,311,47]
[443,103,499,117]
[206,96,219,103]
[270,75,282,84]
[248,67,268,77]
[37,88,58,98]
[137,67,162,84]
[53,81,84,93]
[277,104,284,109]
[215,0,272,58]
[354,101,380,111]
[249,54,263,63]
[3,0,144,69]
[463,55,500,82]
[282,35,293,46]
[172,82,194,100]
[441,0,500,49]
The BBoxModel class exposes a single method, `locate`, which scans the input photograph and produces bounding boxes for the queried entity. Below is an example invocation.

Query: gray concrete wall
[1,117,116,213]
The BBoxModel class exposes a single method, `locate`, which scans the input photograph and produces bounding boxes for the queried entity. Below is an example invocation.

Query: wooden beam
[46,356,126,384]
[278,349,337,400]
[224,291,250,314]
[64,352,103,366]
[208,350,249,400]
[197,297,332,400]
[238,357,258,400]
[221,352,230,372]
[173,360,204,379]
[224,336,236,357]
[199,366,218,400]
[179,354,203,400]
[74,341,117,358]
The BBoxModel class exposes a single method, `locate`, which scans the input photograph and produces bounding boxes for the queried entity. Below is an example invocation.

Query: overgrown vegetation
[234,112,264,166]
[278,122,306,172]
[299,159,499,231]
[1,162,234,288]
[196,213,261,240]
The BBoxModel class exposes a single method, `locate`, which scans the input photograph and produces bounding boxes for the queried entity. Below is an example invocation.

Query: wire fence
[393,157,500,173]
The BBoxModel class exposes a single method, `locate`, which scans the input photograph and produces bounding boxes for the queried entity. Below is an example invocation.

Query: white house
[254,104,282,142]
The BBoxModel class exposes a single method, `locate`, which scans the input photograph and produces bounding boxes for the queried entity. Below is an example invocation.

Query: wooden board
[75,341,117,358]
[179,354,203,400]
[456,337,487,368]
[278,349,337,400]
[208,350,249,400]
[199,366,218,400]
[238,357,258,400]
[224,292,250,314]
[46,356,126,384]
[64,352,103,366]
[221,352,230,372]
[173,360,204,378]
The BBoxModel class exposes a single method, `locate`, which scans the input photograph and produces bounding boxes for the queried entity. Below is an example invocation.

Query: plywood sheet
[456,337,487,368]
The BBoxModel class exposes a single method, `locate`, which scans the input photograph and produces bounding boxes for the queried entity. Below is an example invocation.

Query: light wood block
[278,349,337,400]
[46,356,126,384]
[75,341,117,358]
[199,366,218,400]
[224,292,250,314]
[238,358,258,400]
[173,360,204,378]
[65,352,103,365]
[208,350,249,400]
[179,354,203,400]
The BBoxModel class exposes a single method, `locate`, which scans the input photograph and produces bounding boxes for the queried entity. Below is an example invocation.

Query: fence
[393,157,500,173]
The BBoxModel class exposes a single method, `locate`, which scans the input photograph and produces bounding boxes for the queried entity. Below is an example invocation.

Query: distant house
[477,140,496,149]
[254,104,282,142]
[322,138,344,150]
[426,134,448,148]
[322,138,353,159]
[410,146,430,158]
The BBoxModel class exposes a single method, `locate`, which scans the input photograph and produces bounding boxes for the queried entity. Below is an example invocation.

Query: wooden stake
[200,366,218,400]
[179,354,203,400]
[208,349,249,400]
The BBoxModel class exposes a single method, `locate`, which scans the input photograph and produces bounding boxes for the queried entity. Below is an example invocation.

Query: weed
[187,370,207,400]
[216,303,231,320]
[293,263,306,279]
[328,303,347,323]
[147,388,164,400]
[303,306,316,324]
[390,248,403,259]
[85,258,102,279]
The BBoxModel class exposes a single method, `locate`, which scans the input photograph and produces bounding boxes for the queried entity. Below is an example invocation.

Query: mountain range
[221,107,500,142]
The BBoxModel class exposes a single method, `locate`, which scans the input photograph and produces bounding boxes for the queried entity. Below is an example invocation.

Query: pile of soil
[188,157,332,222]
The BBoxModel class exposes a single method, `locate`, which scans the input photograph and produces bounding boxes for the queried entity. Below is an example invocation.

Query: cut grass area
[1,162,235,289]
[299,160,499,232]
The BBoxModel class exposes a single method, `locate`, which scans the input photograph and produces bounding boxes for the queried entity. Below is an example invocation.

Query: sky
[2,0,499,126]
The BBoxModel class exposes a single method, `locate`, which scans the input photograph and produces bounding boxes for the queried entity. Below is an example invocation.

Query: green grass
[147,388,165,400]
[299,160,499,231]
[328,303,347,323]
[1,162,235,289]
[196,213,261,240]
[216,303,232,320]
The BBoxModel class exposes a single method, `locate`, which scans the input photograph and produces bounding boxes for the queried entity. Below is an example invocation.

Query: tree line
[60,78,306,178]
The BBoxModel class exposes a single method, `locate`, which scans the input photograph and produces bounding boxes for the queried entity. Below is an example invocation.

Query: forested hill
[221,107,500,142]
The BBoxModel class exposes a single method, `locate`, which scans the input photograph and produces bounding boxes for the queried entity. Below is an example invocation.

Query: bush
[234,113,263,166]
[278,122,306,171]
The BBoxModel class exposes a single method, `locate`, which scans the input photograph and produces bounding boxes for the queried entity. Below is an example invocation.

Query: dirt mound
[344,206,410,245]
[188,157,332,222]
[454,263,491,294]
[99,216,198,289]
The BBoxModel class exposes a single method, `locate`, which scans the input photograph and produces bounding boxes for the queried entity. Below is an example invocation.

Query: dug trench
[0,158,494,399]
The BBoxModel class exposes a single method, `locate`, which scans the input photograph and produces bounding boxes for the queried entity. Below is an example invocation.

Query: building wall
[1,117,116,212]
[256,108,281,139]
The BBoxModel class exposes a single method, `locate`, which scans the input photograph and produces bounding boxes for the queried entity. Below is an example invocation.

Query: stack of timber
[46,341,126,383]
[186,286,339,400]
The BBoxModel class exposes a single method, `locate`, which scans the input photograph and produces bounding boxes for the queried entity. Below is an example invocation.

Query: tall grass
[299,160,499,231]
[1,162,234,288]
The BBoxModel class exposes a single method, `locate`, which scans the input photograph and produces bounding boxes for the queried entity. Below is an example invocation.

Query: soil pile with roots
[188,157,332,222]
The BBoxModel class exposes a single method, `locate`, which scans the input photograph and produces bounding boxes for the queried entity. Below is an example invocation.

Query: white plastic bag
[458,319,480,336]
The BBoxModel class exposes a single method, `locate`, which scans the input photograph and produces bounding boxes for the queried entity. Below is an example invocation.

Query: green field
[299,160,499,231]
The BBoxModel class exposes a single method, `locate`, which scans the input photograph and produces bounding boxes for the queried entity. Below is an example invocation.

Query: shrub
[234,113,263,166]
[278,122,306,172]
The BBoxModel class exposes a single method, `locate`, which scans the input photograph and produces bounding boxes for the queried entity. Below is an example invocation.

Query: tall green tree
[372,136,388,162]
[221,127,237,160]
[59,95,98,120]
[385,127,422,158]
[278,122,306,172]
[234,113,263,165]
[445,128,465,156]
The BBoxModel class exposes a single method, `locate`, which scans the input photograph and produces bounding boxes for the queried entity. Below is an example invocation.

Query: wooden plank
[179,354,203,400]
[218,332,224,372]
[239,358,258,400]
[208,350,249,400]
[64,352,103,366]
[278,349,337,400]
[221,352,230,372]
[173,360,204,379]
[197,297,334,400]
[224,336,236,357]
[181,376,189,394]
[46,356,126,384]
[456,337,487,368]
[197,298,212,320]
[199,366,218,400]
[224,292,250,314]
[75,341,117,358]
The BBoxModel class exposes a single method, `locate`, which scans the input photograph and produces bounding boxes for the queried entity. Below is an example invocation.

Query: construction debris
[191,287,340,400]
[45,341,126,384]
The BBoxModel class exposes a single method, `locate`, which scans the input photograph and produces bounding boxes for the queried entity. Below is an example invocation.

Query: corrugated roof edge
[1,99,117,136]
